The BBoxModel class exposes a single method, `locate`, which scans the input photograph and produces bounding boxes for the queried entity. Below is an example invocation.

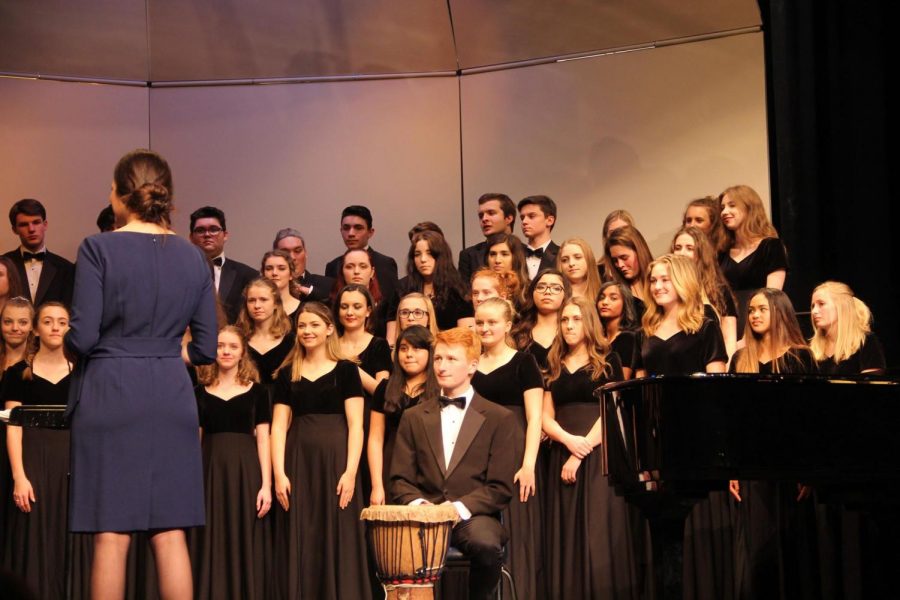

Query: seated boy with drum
[390,327,516,600]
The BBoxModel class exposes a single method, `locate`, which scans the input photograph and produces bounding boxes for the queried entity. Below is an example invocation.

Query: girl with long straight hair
[511,269,572,370]
[401,230,473,330]
[367,325,439,506]
[809,281,885,374]
[556,237,602,303]
[270,302,371,600]
[605,225,654,306]
[484,233,531,303]
[596,281,641,380]
[237,278,294,385]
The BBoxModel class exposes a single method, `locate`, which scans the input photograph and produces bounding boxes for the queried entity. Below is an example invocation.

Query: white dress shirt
[212,253,225,292]
[525,240,552,280]
[21,246,46,302]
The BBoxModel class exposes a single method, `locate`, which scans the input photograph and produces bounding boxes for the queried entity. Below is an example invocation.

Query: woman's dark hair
[382,325,439,415]
[333,283,375,335]
[331,248,383,305]
[0,256,26,300]
[407,231,467,311]
[511,268,572,350]
[113,149,174,227]
[597,280,640,332]
[483,232,530,301]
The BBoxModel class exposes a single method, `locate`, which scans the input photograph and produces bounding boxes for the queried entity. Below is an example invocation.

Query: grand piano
[600,374,900,599]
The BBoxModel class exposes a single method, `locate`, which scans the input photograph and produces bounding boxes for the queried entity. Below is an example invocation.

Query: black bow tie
[439,396,467,410]
[23,251,45,262]
[525,247,544,259]
[212,257,223,267]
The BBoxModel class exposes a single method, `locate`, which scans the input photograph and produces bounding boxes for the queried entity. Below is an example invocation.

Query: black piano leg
[640,496,700,600]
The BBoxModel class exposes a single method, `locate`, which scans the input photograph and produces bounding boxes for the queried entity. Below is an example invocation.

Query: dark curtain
[759,0,897,370]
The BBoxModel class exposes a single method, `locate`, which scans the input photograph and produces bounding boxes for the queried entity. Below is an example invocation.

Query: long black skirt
[683,490,738,600]
[543,402,650,599]
[192,432,270,600]
[272,413,372,600]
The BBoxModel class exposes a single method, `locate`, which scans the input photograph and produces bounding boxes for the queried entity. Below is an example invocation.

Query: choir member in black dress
[270,302,371,600]
[511,269,572,371]
[0,297,33,556]
[557,237,602,303]
[542,296,648,599]
[809,281,886,599]
[636,255,731,600]
[683,196,729,255]
[672,226,739,358]
[718,185,788,341]
[809,281,886,375]
[335,284,391,394]
[237,278,294,385]
[728,289,817,600]
[367,325,439,505]
[261,249,301,325]
[193,326,272,600]
[484,233,530,305]
[331,248,396,343]
[470,267,520,309]
[395,292,438,337]
[597,281,641,380]
[399,230,474,330]
[2,303,79,599]
[472,298,544,600]
[605,225,654,307]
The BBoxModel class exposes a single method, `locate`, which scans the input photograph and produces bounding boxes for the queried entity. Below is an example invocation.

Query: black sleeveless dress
[272,360,372,600]
[472,351,545,600]
[193,384,272,600]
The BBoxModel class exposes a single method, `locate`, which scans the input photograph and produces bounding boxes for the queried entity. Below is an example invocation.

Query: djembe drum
[361,504,460,600]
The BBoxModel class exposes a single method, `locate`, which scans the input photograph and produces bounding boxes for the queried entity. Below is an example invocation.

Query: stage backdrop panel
[148,77,462,275]
[460,32,769,258]
[0,78,150,261]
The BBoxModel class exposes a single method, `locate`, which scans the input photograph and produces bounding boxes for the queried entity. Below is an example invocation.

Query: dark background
[760,0,896,370]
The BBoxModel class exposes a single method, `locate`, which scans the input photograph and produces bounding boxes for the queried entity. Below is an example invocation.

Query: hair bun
[126,182,172,224]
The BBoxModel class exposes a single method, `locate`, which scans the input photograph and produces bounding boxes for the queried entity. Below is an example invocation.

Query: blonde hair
[475,297,517,349]
[809,281,873,363]
[236,278,292,339]
[557,238,602,304]
[547,296,612,383]
[196,326,260,386]
[396,292,439,337]
[642,254,705,337]
[278,301,346,382]
[735,289,808,374]
[670,226,735,320]
[720,185,778,247]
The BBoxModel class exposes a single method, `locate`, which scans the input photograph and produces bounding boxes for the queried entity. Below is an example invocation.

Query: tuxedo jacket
[219,257,259,324]
[325,247,398,301]
[296,271,335,303]
[4,248,75,307]
[535,240,560,273]
[457,241,488,285]
[390,393,515,517]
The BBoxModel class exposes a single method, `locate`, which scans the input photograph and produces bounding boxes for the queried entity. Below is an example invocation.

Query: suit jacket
[458,241,488,285]
[218,257,258,324]
[390,393,515,517]
[4,248,75,307]
[325,247,398,302]
[296,271,334,303]
[536,240,560,273]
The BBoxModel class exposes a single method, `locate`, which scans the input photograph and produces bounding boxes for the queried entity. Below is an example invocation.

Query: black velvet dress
[193,384,272,600]
[640,319,733,600]
[355,336,391,503]
[397,277,474,330]
[370,379,423,485]
[1,364,90,599]
[729,348,819,600]
[248,333,295,385]
[272,360,372,600]
[610,330,640,375]
[472,351,545,600]
[544,354,650,599]
[719,238,788,339]
[816,332,886,375]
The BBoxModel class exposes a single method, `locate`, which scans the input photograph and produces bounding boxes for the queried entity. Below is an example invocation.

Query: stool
[440,546,517,600]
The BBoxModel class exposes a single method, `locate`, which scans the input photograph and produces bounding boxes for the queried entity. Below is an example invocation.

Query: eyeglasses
[535,283,564,295]
[192,226,224,236]
[398,309,428,319]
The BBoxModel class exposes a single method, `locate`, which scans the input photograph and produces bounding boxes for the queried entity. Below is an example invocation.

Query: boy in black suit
[457,193,516,285]
[188,206,257,324]
[4,199,74,307]
[518,195,560,279]
[391,327,515,600]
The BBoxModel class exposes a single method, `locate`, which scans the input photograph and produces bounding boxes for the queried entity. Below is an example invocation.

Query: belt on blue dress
[88,337,183,358]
